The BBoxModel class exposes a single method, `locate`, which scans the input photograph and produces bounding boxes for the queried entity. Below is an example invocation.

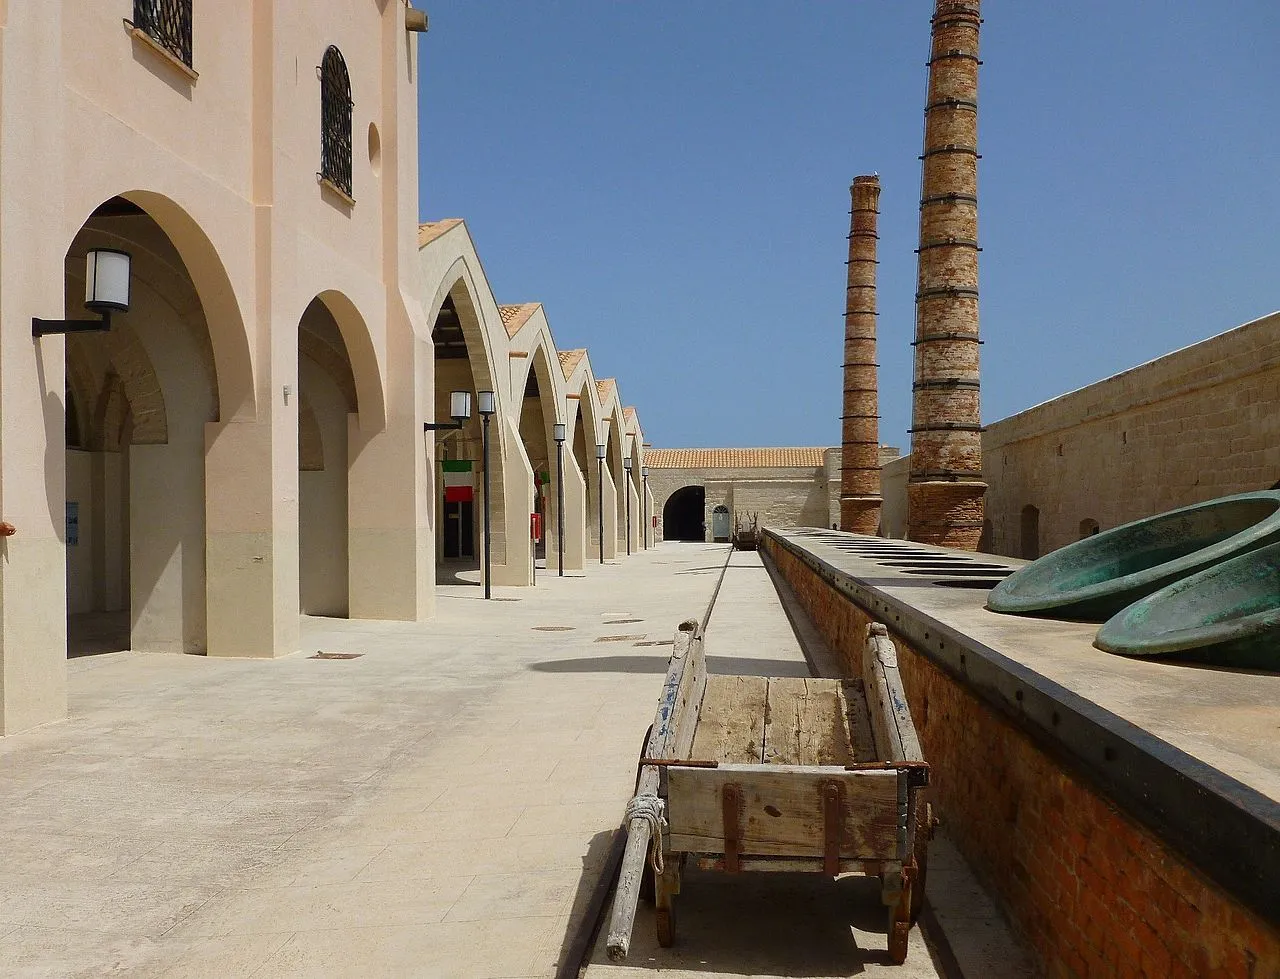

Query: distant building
[649,446,900,542]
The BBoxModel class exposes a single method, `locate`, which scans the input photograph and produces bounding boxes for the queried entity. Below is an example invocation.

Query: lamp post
[34,249,132,337]
[478,390,496,599]
[623,456,632,557]
[596,442,606,565]
[642,466,650,548]
[553,422,566,577]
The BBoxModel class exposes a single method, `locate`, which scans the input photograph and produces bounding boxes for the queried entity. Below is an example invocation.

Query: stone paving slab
[0,542,1030,978]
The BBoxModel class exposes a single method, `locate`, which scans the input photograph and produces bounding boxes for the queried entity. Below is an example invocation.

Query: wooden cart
[607,618,931,964]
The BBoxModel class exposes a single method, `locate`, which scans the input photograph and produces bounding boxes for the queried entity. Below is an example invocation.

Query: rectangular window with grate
[133,0,193,68]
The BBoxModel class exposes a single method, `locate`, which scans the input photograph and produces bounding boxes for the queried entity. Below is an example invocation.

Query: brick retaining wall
[766,537,1280,979]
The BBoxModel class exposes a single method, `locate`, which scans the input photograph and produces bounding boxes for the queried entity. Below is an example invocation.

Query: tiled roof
[417,219,464,247]
[558,348,586,379]
[646,447,830,469]
[623,406,638,427]
[498,303,540,338]
[596,379,617,403]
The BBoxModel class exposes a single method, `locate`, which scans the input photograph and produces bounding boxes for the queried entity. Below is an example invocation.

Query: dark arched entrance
[663,486,705,541]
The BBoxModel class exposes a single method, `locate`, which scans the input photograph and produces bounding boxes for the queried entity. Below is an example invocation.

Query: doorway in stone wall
[711,505,731,542]
[663,486,706,541]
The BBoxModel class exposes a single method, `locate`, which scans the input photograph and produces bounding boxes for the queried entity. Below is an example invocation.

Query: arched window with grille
[133,0,193,67]
[319,46,353,200]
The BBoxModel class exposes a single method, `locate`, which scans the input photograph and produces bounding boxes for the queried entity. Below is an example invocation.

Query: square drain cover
[310,651,363,660]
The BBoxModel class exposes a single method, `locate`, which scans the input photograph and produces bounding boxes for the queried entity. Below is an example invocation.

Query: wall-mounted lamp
[424,390,473,432]
[406,7,429,32]
[34,249,132,338]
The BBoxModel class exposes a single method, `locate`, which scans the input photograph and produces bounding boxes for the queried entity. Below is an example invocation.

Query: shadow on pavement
[528,655,814,677]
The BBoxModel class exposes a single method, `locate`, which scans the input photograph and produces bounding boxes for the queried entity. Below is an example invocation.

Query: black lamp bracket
[33,310,113,338]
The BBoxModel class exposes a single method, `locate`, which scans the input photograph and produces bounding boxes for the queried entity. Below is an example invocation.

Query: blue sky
[417,2,1279,451]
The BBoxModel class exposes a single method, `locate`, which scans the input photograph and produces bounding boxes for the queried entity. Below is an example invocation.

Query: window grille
[319,46,353,199]
[133,0,193,68]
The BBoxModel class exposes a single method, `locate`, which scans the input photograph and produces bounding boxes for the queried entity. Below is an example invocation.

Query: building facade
[650,446,900,542]
[0,2,650,735]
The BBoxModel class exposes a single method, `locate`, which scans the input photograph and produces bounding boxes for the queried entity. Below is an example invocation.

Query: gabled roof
[417,218,464,247]
[646,447,829,469]
[596,378,617,404]
[623,406,638,426]
[498,303,540,338]
[558,348,587,379]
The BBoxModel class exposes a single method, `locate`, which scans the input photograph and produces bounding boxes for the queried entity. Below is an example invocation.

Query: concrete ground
[0,543,1030,978]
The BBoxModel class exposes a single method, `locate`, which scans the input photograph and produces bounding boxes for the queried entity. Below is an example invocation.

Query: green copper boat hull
[986,491,1280,621]
[1095,541,1280,669]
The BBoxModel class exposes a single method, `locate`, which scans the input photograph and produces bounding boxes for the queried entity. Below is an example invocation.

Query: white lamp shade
[85,249,131,312]
[642,467,649,477]
[624,457,632,471]
[477,390,496,415]
[553,423,566,442]
[596,443,606,460]
[449,390,472,420]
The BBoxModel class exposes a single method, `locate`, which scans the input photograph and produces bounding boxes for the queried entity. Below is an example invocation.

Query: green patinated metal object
[1095,541,1280,668]
[986,491,1280,621]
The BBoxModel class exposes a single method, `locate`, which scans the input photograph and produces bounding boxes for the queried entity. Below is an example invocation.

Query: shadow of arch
[312,289,385,429]
[115,190,255,421]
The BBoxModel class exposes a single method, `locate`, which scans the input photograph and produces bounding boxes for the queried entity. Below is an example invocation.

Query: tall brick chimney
[907,0,986,548]
[840,175,882,535]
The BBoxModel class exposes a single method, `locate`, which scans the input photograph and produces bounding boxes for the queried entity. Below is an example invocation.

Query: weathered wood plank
[863,623,924,764]
[608,619,702,963]
[762,677,865,767]
[691,675,769,764]
[666,766,900,859]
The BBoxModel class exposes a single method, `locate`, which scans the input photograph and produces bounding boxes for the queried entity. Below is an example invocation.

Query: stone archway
[62,196,231,656]
[514,344,560,573]
[663,486,706,542]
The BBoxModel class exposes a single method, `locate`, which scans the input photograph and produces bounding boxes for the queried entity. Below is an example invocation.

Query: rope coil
[624,793,667,874]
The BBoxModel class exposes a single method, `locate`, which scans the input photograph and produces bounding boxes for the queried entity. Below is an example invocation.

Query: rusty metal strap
[722,783,743,873]
[822,780,844,876]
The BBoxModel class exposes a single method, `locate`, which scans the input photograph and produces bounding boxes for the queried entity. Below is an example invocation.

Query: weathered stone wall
[983,310,1280,558]
[766,537,1280,979]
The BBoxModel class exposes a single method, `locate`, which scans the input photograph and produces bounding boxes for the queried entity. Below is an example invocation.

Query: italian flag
[442,459,473,504]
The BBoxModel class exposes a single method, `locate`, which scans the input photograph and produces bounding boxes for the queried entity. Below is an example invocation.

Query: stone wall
[983,311,1280,558]
[765,536,1280,979]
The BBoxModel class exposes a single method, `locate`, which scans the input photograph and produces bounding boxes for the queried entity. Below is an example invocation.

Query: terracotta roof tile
[498,303,540,338]
[646,447,830,469]
[623,406,638,425]
[596,378,617,403]
[558,348,586,379]
[417,219,464,247]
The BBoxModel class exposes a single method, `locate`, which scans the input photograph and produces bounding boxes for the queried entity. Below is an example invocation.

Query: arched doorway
[297,297,360,616]
[62,196,223,655]
[711,504,731,542]
[516,347,559,573]
[1079,518,1100,539]
[663,486,706,542]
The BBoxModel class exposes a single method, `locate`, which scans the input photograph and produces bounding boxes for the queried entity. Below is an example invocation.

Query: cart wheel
[910,801,933,923]
[656,906,676,948]
[888,918,910,965]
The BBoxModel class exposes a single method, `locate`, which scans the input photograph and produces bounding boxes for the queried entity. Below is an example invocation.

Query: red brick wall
[767,539,1280,979]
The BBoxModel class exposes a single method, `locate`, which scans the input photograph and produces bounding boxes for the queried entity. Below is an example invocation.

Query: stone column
[908,0,987,549]
[840,175,883,534]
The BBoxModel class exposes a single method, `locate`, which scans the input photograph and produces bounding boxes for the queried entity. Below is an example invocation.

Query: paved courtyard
[0,544,1029,978]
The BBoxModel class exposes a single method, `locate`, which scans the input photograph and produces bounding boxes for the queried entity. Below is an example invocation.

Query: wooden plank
[666,766,900,859]
[762,677,865,767]
[608,619,702,963]
[863,623,924,764]
[691,675,769,764]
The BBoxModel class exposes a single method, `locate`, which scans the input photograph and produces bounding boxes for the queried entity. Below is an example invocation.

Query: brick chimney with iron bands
[908,0,986,548]
[840,175,883,534]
